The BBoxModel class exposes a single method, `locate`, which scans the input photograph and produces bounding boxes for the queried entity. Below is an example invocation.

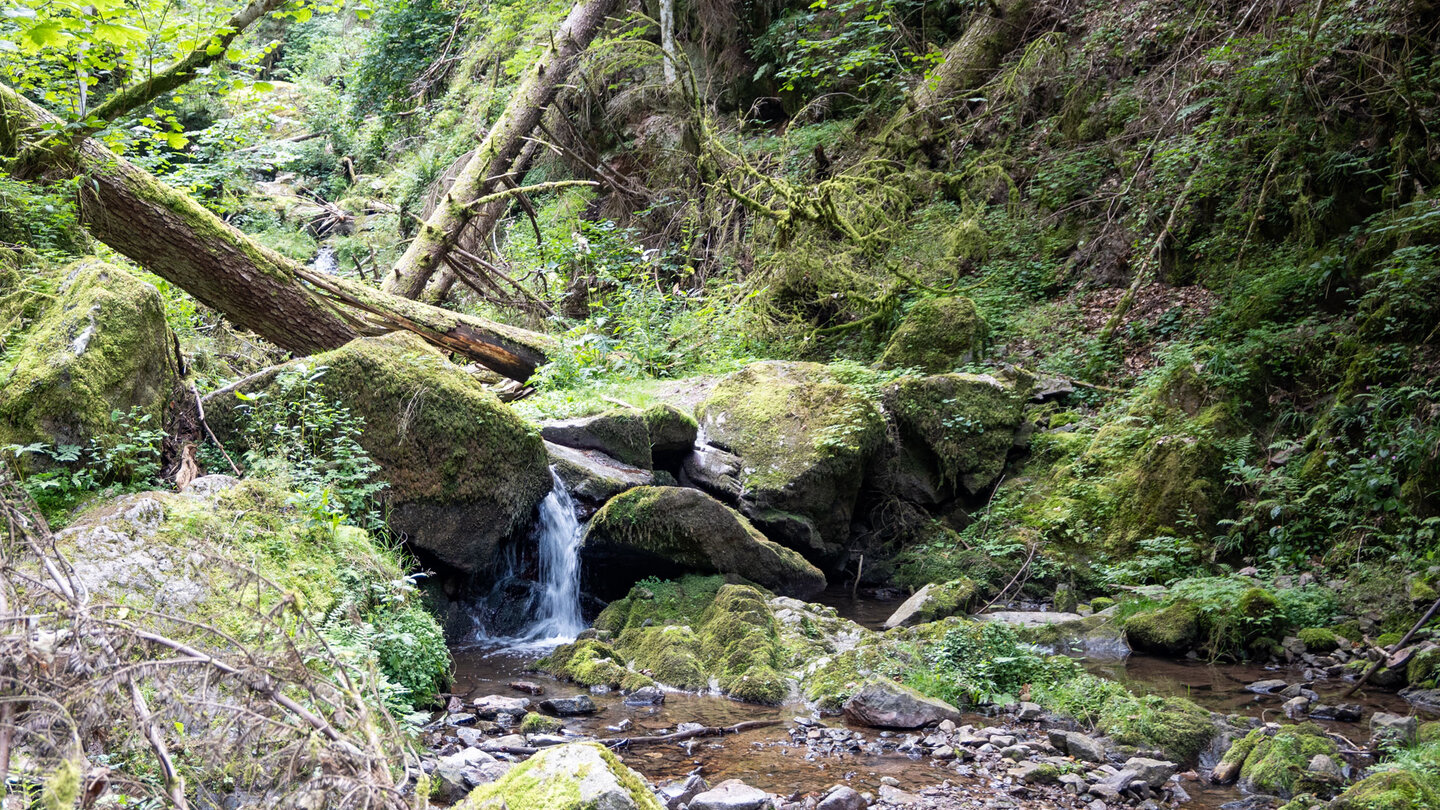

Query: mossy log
[0,85,551,381]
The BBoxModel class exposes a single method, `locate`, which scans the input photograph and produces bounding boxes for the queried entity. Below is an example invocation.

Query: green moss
[1089,597,1116,611]
[1407,647,1440,688]
[1098,694,1214,763]
[457,742,664,810]
[1419,722,1440,744]
[0,261,177,469]
[1234,724,1342,799]
[643,403,698,457]
[537,639,628,688]
[885,371,1029,492]
[1238,587,1281,622]
[1331,770,1440,810]
[593,575,726,636]
[1334,621,1364,642]
[1379,632,1404,648]
[878,296,989,374]
[520,712,563,734]
[1297,628,1341,652]
[620,625,708,691]
[1124,600,1201,655]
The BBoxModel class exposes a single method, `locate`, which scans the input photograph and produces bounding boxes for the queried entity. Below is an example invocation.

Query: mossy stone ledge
[879,296,989,374]
[696,361,886,566]
[581,486,826,600]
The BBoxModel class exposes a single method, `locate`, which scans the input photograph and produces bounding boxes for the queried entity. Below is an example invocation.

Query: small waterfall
[521,471,585,643]
[468,470,585,648]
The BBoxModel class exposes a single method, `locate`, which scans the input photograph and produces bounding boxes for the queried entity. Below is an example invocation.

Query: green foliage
[2,407,165,523]
[232,364,388,532]
[911,621,1051,706]
[350,0,462,115]
[320,566,450,709]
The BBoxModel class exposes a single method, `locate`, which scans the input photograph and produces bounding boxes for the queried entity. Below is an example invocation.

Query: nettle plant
[1,406,166,521]
[234,364,388,533]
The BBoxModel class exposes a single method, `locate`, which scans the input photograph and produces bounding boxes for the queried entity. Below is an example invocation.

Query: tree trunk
[385,0,619,299]
[0,85,552,381]
[912,0,1035,110]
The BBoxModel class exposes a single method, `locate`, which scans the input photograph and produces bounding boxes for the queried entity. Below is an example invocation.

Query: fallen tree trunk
[0,84,552,381]
[385,0,619,299]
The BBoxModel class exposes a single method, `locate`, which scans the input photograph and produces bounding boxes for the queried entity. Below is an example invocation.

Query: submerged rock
[582,486,826,599]
[696,361,886,565]
[456,741,662,810]
[204,332,550,574]
[540,695,599,716]
[0,261,178,471]
[842,678,963,729]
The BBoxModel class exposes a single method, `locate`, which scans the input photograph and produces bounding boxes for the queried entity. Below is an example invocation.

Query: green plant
[233,364,388,532]
[2,406,166,522]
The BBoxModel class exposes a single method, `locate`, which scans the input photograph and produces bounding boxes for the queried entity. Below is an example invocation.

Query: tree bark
[911,0,1036,111]
[0,84,552,381]
[385,0,619,299]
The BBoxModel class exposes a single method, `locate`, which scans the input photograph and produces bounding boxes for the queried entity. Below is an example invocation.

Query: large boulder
[882,371,1030,496]
[457,741,663,810]
[542,411,653,469]
[547,441,653,514]
[695,361,885,564]
[205,332,550,573]
[582,487,826,599]
[842,677,963,728]
[1220,724,1342,799]
[878,296,988,374]
[643,403,699,467]
[0,261,178,471]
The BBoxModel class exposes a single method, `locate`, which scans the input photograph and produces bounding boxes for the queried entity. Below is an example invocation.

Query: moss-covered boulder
[879,296,989,374]
[883,371,1029,495]
[1124,600,1202,656]
[456,741,662,810]
[696,361,886,564]
[582,486,826,599]
[542,411,653,469]
[537,639,628,688]
[1331,770,1440,810]
[53,479,449,707]
[1299,628,1342,653]
[205,332,550,573]
[1222,724,1342,799]
[0,261,178,471]
[882,579,980,629]
[643,403,698,466]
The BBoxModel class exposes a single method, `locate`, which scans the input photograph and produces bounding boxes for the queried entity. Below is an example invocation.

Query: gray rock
[657,775,708,810]
[542,412,652,469]
[876,785,920,805]
[1370,712,1418,747]
[479,734,527,751]
[842,678,963,729]
[472,695,530,719]
[460,741,654,810]
[434,747,509,803]
[624,686,666,706]
[1054,731,1107,763]
[540,695,598,716]
[1283,696,1310,719]
[816,786,865,810]
[1246,679,1288,694]
[1123,757,1176,789]
[1016,701,1044,721]
[688,779,772,810]
[548,441,654,507]
[1307,754,1343,781]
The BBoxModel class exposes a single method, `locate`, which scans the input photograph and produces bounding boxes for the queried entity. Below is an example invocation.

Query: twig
[192,384,242,476]
[129,678,189,810]
[601,719,780,747]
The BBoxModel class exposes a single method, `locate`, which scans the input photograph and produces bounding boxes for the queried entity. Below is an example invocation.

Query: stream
[443,474,1434,808]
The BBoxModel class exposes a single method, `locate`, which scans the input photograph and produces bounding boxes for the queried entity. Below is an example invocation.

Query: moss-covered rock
[1124,600,1202,656]
[879,296,989,374]
[699,585,791,704]
[53,479,448,707]
[1407,647,1440,689]
[1098,694,1215,764]
[621,625,709,690]
[537,639,628,688]
[1298,627,1342,653]
[883,371,1029,494]
[643,403,698,465]
[882,579,981,629]
[582,486,826,599]
[519,712,563,734]
[0,261,178,472]
[457,741,663,810]
[205,332,550,573]
[547,441,653,509]
[542,411,653,469]
[696,361,885,563]
[1227,724,1342,799]
[1331,770,1440,810]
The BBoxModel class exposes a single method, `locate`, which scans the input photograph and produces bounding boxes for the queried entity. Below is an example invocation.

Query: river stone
[540,695,598,716]
[542,411,653,469]
[582,486,826,599]
[0,261,179,473]
[1371,712,1418,747]
[203,332,551,575]
[696,361,886,565]
[656,775,708,810]
[882,371,1030,496]
[644,403,699,465]
[457,741,663,810]
[472,695,530,719]
[434,748,509,804]
[680,443,744,502]
[1124,756,1177,788]
[1055,731,1107,763]
[842,678,963,729]
[816,785,864,810]
[624,686,666,706]
[883,580,980,629]
[548,440,654,508]
[688,780,771,810]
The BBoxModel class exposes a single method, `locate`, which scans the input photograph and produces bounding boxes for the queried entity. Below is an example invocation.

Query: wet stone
[540,694,598,716]
[508,680,545,696]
